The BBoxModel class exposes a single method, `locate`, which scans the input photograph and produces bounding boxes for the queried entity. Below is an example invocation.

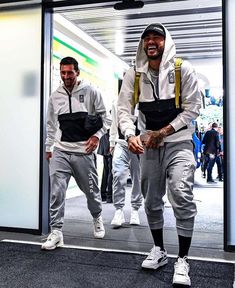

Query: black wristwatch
[125,134,135,142]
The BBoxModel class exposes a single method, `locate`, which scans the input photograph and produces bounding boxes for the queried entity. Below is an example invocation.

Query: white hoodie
[45,79,111,154]
[110,98,139,148]
[117,23,201,142]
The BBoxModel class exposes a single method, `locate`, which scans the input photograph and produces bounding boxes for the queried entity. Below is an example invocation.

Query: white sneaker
[93,215,105,239]
[111,209,125,227]
[41,230,64,250]
[130,209,140,225]
[142,246,168,269]
[173,256,191,286]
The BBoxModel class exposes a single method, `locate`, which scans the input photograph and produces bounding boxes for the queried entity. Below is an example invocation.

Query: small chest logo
[79,95,84,103]
[168,71,175,84]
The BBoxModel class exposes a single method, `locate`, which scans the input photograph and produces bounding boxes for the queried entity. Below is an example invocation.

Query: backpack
[132,57,183,108]
[133,59,202,169]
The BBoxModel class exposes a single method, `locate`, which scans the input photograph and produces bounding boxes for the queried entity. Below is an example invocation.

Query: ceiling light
[114,0,144,10]
[115,30,124,55]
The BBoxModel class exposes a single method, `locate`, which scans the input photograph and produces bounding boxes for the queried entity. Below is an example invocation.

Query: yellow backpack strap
[133,71,141,108]
[175,57,183,109]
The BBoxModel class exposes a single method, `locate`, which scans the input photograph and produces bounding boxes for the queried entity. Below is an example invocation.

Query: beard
[144,47,164,60]
[147,54,161,60]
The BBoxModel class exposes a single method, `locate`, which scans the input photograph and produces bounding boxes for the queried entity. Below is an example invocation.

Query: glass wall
[226,0,235,248]
[0,7,41,229]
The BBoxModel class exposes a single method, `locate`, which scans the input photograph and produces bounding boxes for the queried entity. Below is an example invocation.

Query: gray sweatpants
[112,142,143,210]
[49,148,102,231]
[141,140,197,237]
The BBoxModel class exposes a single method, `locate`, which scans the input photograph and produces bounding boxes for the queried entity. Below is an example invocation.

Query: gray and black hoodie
[45,79,111,154]
[117,23,201,142]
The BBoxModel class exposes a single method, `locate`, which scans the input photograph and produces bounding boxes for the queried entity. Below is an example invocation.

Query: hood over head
[135,23,176,72]
[141,24,165,39]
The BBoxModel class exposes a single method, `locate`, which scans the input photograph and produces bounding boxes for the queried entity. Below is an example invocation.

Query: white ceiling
[57,0,222,65]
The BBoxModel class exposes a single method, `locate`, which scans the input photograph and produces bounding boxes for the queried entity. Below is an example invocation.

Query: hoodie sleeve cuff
[45,145,53,153]
[124,129,136,139]
[94,131,103,140]
[170,118,186,132]
[110,140,116,147]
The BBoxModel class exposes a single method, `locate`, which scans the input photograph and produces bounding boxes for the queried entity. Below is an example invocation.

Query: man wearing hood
[42,56,111,250]
[117,24,201,286]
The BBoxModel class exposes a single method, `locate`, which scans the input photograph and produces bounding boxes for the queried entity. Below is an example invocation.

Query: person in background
[110,99,142,228]
[217,125,224,180]
[202,122,222,183]
[117,23,201,286]
[97,130,113,203]
[42,56,111,250]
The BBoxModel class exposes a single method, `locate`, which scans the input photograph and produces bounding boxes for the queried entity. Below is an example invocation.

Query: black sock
[150,228,164,250]
[178,235,192,258]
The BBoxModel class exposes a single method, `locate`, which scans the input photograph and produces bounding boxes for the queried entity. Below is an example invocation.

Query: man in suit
[202,122,222,183]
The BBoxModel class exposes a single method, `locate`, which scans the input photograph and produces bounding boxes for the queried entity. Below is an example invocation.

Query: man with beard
[117,24,201,287]
[42,57,111,250]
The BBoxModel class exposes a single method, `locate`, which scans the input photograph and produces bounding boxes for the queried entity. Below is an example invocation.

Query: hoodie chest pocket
[139,98,183,131]
[58,112,88,142]
[58,112,103,142]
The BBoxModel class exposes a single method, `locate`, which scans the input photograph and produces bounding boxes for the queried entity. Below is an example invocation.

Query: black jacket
[202,128,221,155]
[97,130,111,156]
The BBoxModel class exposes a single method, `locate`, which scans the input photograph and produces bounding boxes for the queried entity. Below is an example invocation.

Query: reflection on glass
[0,7,41,229]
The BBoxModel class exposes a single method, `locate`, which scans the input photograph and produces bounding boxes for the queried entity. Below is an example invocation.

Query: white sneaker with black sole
[141,245,168,269]
[93,215,105,239]
[173,256,191,287]
[41,230,64,250]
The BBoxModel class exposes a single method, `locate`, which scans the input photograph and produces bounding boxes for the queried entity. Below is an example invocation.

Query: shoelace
[94,218,102,230]
[42,232,54,241]
[175,258,189,275]
[48,232,57,241]
[45,231,58,241]
[147,247,161,259]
